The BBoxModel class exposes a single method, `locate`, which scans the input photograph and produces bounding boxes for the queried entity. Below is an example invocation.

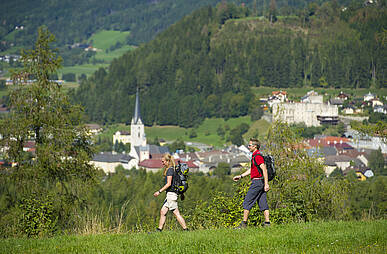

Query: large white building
[272,101,339,127]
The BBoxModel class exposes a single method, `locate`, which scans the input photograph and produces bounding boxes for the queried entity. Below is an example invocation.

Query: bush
[62,72,76,82]
[19,196,58,237]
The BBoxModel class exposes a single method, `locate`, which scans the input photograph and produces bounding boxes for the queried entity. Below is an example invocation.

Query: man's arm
[233,168,251,182]
[260,163,270,191]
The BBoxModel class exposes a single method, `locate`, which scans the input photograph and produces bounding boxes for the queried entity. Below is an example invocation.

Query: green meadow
[98,116,264,148]
[57,63,108,78]
[0,220,385,253]
[88,30,131,51]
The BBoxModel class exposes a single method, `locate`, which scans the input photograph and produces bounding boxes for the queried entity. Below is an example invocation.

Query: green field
[0,220,385,253]
[88,30,131,51]
[57,64,108,78]
[145,116,255,147]
[87,30,135,63]
[99,116,260,148]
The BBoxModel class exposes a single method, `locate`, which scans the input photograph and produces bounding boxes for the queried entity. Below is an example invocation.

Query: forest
[0,0,325,52]
[70,1,386,127]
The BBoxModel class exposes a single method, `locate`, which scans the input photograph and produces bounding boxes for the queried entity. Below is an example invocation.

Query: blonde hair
[162,153,175,176]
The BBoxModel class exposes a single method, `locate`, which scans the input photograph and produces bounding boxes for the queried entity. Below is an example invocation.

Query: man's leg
[263,209,269,222]
[158,206,169,230]
[172,208,188,229]
[243,209,250,222]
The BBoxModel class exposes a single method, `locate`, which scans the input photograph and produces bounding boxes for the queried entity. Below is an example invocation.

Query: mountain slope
[70,2,386,126]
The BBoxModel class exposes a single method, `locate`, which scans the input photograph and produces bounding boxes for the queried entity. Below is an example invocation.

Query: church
[112,89,169,168]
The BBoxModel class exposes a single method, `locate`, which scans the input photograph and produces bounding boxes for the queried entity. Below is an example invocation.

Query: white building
[273,102,339,127]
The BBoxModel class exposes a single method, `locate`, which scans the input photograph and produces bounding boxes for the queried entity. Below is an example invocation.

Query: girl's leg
[158,206,169,229]
[172,208,187,229]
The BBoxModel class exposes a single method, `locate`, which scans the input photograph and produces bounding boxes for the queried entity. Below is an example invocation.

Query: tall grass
[1,220,385,253]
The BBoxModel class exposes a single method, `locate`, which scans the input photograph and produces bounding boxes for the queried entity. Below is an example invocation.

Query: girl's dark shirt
[164,167,175,193]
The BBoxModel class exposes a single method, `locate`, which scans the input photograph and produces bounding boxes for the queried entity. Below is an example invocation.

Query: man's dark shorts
[242,179,269,211]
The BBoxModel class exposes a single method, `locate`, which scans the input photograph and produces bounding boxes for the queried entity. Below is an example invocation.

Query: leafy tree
[217,126,225,138]
[369,148,386,176]
[214,162,231,178]
[62,72,76,82]
[330,168,343,178]
[167,139,186,153]
[0,27,97,236]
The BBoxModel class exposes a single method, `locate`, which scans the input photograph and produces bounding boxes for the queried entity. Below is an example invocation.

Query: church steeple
[132,87,142,124]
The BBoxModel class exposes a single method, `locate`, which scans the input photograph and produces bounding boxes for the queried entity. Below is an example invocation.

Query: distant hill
[1,0,341,51]
[70,2,386,127]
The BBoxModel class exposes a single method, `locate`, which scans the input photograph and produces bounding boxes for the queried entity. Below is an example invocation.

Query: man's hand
[153,191,160,197]
[233,175,242,182]
[264,184,270,192]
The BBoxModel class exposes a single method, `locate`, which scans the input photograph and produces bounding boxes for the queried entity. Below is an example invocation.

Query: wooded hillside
[70,1,386,127]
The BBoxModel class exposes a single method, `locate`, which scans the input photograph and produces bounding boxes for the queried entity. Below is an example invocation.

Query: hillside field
[0,220,385,253]
[100,116,266,148]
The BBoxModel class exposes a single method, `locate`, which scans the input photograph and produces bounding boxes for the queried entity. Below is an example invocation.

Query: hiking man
[233,138,270,228]
[153,153,188,232]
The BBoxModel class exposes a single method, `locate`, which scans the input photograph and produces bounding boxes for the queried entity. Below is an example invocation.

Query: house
[113,131,131,144]
[324,155,353,176]
[85,124,102,135]
[342,107,354,115]
[91,152,135,174]
[363,92,375,102]
[371,99,383,108]
[273,102,339,127]
[374,105,387,114]
[337,91,350,100]
[306,146,337,157]
[329,98,344,106]
[301,91,323,104]
[272,91,287,102]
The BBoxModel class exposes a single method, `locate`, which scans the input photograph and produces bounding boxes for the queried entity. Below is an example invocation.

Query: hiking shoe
[262,222,271,227]
[148,228,162,234]
[235,221,247,229]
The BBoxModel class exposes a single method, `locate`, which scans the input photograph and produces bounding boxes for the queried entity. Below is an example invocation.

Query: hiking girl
[153,153,188,232]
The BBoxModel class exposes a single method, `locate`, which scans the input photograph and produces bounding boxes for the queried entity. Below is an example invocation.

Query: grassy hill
[1,220,385,253]
[99,116,266,148]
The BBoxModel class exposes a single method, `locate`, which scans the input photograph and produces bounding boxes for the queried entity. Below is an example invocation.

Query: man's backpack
[173,162,189,194]
[252,154,276,181]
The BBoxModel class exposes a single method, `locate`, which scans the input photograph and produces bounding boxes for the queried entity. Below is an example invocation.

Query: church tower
[130,88,147,155]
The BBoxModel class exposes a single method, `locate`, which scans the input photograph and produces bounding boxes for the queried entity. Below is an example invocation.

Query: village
[79,89,386,180]
[1,85,386,180]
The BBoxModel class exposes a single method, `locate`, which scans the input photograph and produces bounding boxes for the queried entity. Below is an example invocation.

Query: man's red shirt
[250,150,264,179]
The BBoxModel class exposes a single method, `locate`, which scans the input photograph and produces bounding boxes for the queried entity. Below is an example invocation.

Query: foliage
[351,120,387,140]
[62,72,76,82]
[0,27,98,237]
[214,162,231,177]
[19,196,58,237]
[348,176,387,220]
[369,148,386,176]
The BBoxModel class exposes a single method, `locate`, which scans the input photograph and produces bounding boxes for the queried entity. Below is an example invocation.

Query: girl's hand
[154,191,160,197]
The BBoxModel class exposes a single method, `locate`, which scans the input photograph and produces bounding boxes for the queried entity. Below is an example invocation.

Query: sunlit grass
[1,220,385,254]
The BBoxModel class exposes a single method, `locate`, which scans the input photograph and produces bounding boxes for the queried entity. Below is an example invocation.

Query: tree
[0,27,97,236]
[369,148,386,176]
[62,72,76,82]
[214,162,231,178]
